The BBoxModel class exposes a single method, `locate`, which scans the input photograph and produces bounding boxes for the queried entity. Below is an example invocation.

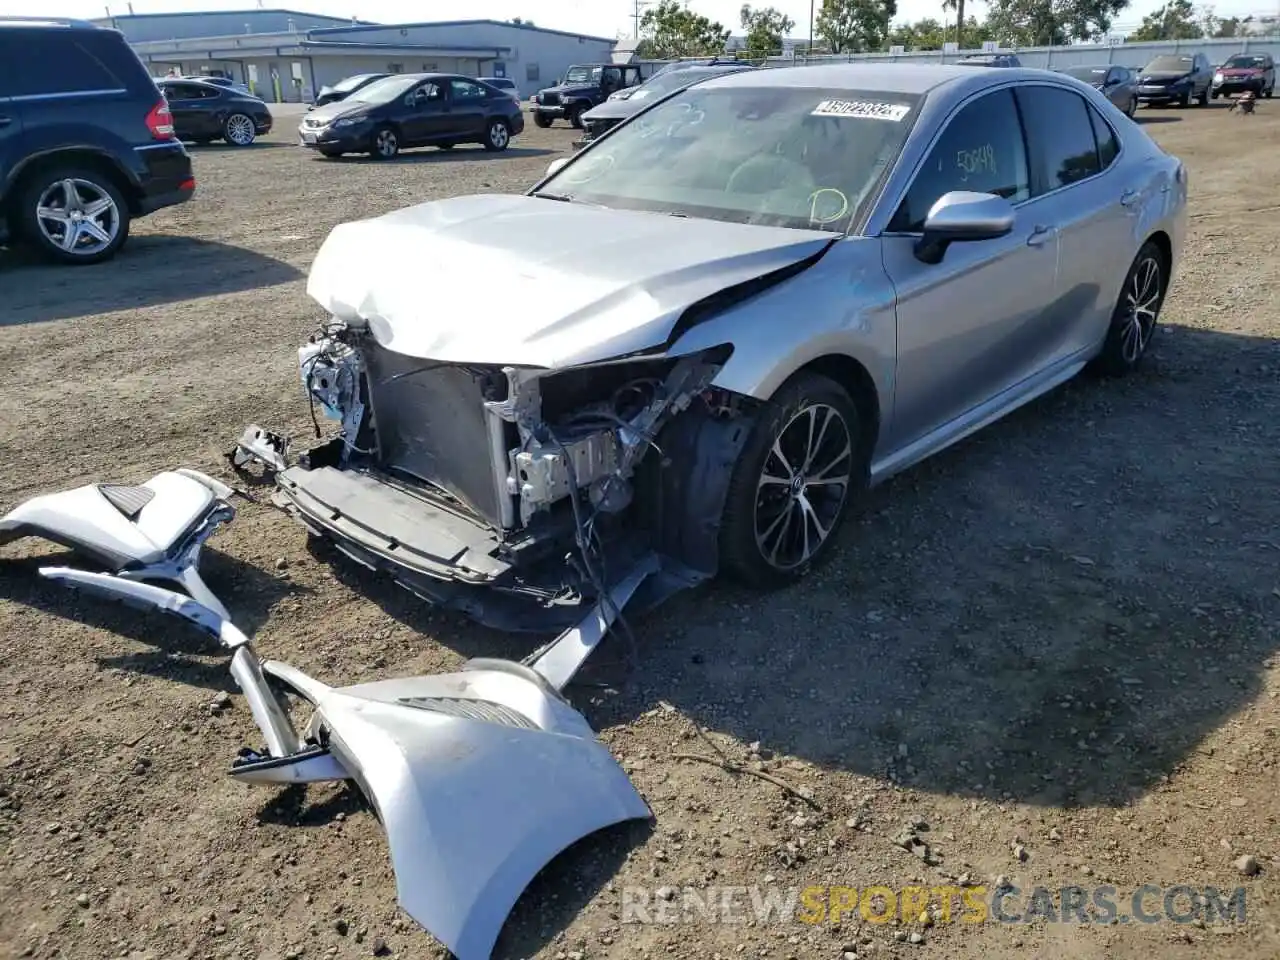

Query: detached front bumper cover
[39,553,656,960]
[0,469,236,618]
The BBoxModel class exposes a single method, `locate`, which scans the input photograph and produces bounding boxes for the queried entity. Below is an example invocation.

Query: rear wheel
[370,126,399,159]
[483,118,510,152]
[1266,84,1274,99]
[19,168,130,265]
[1091,240,1168,376]
[719,372,865,588]
[223,113,256,145]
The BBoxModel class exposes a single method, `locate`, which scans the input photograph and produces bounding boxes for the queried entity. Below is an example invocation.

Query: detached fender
[310,675,651,960]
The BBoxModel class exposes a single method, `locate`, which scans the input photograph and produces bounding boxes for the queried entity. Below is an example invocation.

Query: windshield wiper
[532,192,605,208]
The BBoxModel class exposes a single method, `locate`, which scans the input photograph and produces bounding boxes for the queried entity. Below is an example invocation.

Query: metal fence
[759,34,1280,70]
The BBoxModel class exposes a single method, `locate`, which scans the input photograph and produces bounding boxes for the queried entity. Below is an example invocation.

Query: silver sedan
[256,63,1188,630]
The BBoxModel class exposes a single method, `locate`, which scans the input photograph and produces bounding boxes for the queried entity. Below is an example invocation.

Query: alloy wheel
[1120,255,1162,364]
[376,129,398,158]
[753,403,853,571]
[225,114,255,145]
[488,121,509,149]
[35,178,120,256]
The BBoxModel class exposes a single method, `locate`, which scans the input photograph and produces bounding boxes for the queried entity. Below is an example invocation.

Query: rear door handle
[1026,224,1056,247]
[1120,189,1140,207]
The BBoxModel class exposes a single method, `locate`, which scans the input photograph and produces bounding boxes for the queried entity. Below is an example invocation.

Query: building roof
[310,18,617,45]
[92,8,374,25]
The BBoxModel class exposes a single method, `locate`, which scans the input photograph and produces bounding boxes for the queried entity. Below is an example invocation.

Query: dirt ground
[1,100,1278,960]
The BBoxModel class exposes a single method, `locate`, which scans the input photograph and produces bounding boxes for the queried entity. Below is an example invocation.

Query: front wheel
[1197,85,1210,106]
[1266,85,1274,99]
[1090,240,1168,377]
[370,126,399,159]
[569,106,586,130]
[483,118,510,152]
[19,168,130,265]
[719,372,865,588]
[223,113,256,145]
[533,111,552,128]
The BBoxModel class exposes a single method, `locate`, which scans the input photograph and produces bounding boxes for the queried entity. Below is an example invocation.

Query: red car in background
[1212,53,1275,99]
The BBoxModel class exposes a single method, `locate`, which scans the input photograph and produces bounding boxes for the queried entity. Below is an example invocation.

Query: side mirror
[914,191,1015,265]
[546,157,570,177]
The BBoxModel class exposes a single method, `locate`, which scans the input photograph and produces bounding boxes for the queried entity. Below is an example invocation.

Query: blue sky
[1,0,1271,39]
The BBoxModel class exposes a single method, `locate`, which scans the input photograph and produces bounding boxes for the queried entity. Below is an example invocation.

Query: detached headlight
[1214,72,1224,82]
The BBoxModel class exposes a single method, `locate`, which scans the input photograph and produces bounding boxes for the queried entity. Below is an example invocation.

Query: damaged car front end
[240,172,857,629]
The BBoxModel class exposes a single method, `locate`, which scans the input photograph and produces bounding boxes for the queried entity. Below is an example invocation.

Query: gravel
[1,104,1279,960]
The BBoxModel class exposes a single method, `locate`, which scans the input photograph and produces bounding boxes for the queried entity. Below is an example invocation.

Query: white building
[95,8,618,102]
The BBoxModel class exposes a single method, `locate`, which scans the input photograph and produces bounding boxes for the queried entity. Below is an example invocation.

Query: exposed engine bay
[241,316,754,630]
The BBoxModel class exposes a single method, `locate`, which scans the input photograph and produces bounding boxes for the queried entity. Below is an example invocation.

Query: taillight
[145,99,175,140]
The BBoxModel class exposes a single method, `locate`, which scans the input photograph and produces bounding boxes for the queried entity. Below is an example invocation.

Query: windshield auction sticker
[812,99,911,121]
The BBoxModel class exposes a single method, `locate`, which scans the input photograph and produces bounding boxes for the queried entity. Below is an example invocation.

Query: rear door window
[1014,85,1101,194]
[5,31,129,97]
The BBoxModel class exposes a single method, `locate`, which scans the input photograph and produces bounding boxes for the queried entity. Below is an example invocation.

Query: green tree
[941,0,967,49]
[816,0,898,53]
[638,0,731,59]
[888,15,989,49]
[888,16,948,48]
[740,4,796,56]
[984,0,1130,45]
[1127,0,1202,39]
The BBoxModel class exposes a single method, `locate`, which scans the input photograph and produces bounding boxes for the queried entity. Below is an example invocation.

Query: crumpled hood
[306,193,835,368]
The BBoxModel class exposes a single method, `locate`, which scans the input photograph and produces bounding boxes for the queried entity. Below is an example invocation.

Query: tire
[1126,97,1137,118]
[1178,91,1190,107]
[718,372,865,588]
[483,118,510,152]
[1197,85,1209,106]
[18,167,131,265]
[1266,85,1274,99]
[319,148,344,158]
[533,111,552,128]
[1211,89,1220,100]
[223,113,256,146]
[1090,240,1168,377]
[370,126,399,160]
[569,106,586,130]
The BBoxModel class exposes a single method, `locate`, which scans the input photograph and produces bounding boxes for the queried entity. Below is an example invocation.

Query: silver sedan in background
[256,63,1188,630]
[1058,64,1139,116]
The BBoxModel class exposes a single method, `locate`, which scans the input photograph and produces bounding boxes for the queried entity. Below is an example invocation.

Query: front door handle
[1120,188,1140,207]
[1026,224,1056,247]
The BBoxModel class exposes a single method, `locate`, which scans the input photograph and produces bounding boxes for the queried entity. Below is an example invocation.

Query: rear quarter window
[4,30,140,97]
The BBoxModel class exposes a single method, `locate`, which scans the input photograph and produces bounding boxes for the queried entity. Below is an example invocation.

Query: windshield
[1224,56,1266,68]
[345,74,421,103]
[564,65,602,84]
[538,85,920,233]
[1145,55,1193,72]
[333,73,381,93]
[630,67,749,100]
[1064,66,1108,81]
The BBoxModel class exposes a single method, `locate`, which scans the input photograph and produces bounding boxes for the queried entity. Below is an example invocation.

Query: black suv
[0,18,194,264]
[532,63,646,129]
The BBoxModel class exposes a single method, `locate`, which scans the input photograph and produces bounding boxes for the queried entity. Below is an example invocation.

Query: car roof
[699,62,1040,97]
